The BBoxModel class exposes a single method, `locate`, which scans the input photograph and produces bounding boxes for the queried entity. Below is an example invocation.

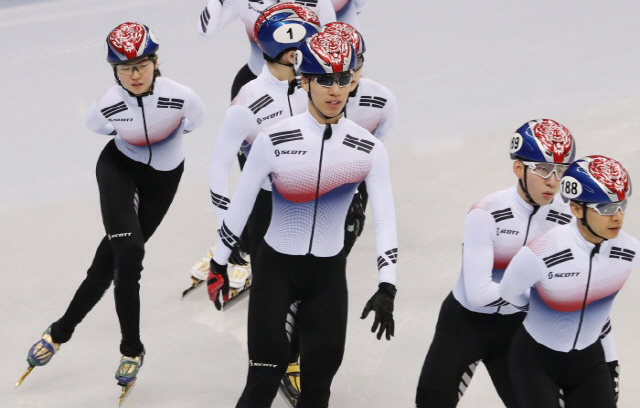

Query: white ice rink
[2,1,640,407]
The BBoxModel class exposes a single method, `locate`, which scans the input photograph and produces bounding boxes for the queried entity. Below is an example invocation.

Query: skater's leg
[509,326,562,408]
[281,302,302,403]
[295,253,348,408]
[483,311,526,408]
[416,293,490,408]
[484,348,519,408]
[563,341,616,408]
[50,143,133,344]
[51,236,115,344]
[114,160,183,357]
[236,243,295,408]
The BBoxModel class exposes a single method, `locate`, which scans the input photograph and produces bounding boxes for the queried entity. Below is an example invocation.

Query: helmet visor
[585,200,627,216]
[522,161,569,179]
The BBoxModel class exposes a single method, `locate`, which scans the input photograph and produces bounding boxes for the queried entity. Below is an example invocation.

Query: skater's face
[570,201,626,242]
[115,56,157,95]
[302,72,352,123]
[514,160,561,205]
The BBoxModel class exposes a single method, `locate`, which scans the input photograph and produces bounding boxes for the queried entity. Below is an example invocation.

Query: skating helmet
[106,22,159,64]
[322,22,365,55]
[561,155,632,204]
[322,22,365,69]
[510,119,576,164]
[294,32,356,75]
[254,3,321,60]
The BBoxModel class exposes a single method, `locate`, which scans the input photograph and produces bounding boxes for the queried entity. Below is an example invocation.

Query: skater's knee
[86,268,113,290]
[113,243,145,276]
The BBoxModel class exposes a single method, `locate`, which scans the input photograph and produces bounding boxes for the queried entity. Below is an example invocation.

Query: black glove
[207,259,229,310]
[229,242,248,266]
[607,360,619,402]
[360,282,396,340]
[343,191,366,256]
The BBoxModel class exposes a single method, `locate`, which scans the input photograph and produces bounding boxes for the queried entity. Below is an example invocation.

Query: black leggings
[51,140,183,357]
[509,326,616,408]
[416,292,525,408]
[231,63,258,101]
[236,243,348,408]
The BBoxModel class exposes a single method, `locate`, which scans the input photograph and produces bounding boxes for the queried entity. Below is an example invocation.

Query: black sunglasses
[312,73,353,88]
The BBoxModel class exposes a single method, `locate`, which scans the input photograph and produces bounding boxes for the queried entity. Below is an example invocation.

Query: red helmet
[322,22,365,55]
[106,22,159,64]
[294,32,356,75]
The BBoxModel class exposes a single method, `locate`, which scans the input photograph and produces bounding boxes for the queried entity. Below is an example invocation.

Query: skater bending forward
[22,22,205,395]
[207,32,398,408]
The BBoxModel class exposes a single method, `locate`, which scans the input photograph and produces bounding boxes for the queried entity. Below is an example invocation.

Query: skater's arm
[460,208,502,308]
[182,87,206,133]
[197,0,238,37]
[85,102,116,135]
[364,142,398,285]
[498,246,542,309]
[371,90,397,142]
[212,133,271,265]
[209,105,256,230]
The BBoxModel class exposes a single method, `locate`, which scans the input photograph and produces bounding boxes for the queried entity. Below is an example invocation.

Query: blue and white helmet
[106,22,159,64]
[561,155,632,203]
[254,3,321,60]
[294,32,356,75]
[510,119,576,163]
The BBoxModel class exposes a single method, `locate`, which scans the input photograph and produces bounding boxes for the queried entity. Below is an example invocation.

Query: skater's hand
[229,244,248,266]
[208,259,229,310]
[360,283,396,340]
[343,191,366,256]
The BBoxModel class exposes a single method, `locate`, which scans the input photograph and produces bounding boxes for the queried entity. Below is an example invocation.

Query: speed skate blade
[221,286,251,311]
[15,365,34,388]
[117,378,137,406]
[181,277,204,299]
[278,382,298,408]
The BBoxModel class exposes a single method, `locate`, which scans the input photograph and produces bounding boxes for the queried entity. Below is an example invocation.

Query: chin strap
[580,203,608,242]
[288,78,297,96]
[349,83,359,98]
[519,167,539,206]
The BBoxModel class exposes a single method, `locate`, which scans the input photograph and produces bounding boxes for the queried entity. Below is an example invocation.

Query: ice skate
[16,326,60,388]
[278,360,301,407]
[182,246,215,298]
[116,351,144,405]
[222,262,252,310]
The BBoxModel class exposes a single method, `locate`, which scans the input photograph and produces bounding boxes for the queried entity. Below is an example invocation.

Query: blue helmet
[510,119,576,163]
[294,32,356,75]
[561,155,632,203]
[106,22,159,64]
[254,3,321,60]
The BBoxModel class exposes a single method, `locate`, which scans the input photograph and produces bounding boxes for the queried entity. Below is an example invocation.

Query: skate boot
[182,246,215,298]
[279,359,301,407]
[16,326,60,387]
[116,351,145,405]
